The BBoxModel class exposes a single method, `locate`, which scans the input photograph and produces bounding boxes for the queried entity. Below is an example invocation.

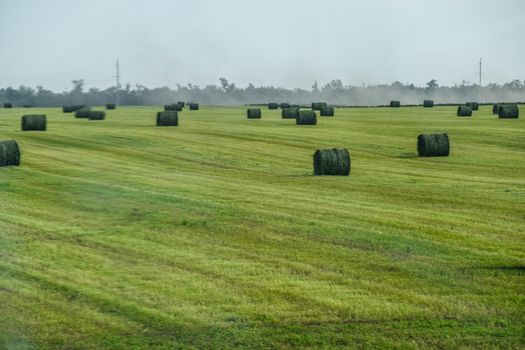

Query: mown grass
[0,105,524,349]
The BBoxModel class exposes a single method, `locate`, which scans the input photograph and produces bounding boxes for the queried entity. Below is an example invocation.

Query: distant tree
[391,81,404,88]
[71,79,84,93]
[426,79,438,89]
[503,79,523,89]
[324,79,344,90]
[220,78,229,91]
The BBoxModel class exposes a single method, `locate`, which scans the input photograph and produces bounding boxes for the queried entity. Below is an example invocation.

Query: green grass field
[0,105,524,349]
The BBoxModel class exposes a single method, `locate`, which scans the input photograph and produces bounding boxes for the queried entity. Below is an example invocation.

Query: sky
[0,0,524,92]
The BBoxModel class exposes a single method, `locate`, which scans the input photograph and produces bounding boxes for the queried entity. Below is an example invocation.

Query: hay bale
[88,111,106,120]
[62,105,85,113]
[74,107,92,118]
[0,140,20,167]
[280,103,291,109]
[466,102,479,110]
[492,103,506,114]
[106,103,116,110]
[73,108,104,120]
[189,103,199,110]
[390,101,401,107]
[313,148,350,176]
[457,105,472,117]
[282,107,299,119]
[417,133,449,157]
[156,111,178,126]
[296,110,317,125]
[21,115,46,131]
[3,103,12,108]
[268,103,279,109]
[312,102,327,110]
[165,104,182,112]
[247,108,261,119]
[177,101,185,107]
[498,104,519,119]
[320,106,334,116]
[423,100,434,108]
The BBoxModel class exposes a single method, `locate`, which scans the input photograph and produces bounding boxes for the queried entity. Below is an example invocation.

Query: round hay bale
[63,105,85,113]
[498,104,519,119]
[268,103,279,110]
[21,115,46,131]
[189,103,199,110]
[156,111,178,126]
[296,110,317,125]
[106,103,116,110]
[88,111,106,120]
[423,100,434,108]
[313,149,350,176]
[247,108,261,119]
[3,103,12,108]
[312,102,327,110]
[282,107,299,119]
[280,103,291,109]
[177,101,185,107]
[0,140,20,167]
[466,102,479,110]
[320,106,334,116]
[492,103,500,114]
[417,133,449,157]
[165,104,182,112]
[457,105,472,117]
[390,101,401,107]
[74,107,92,118]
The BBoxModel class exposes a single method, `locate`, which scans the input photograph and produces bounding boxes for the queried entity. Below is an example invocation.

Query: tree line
[1,78,524,107]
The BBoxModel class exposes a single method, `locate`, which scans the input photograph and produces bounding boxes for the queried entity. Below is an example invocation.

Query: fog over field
[0,0,524,104]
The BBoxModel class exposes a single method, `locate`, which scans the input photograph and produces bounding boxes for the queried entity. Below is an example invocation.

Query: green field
[0,105,524,349]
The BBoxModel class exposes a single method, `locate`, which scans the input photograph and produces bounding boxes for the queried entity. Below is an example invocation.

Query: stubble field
[0,105,524,349]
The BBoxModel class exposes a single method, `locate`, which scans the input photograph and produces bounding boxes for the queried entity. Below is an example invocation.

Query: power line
[478,58,482,101]
[115,59,121,106]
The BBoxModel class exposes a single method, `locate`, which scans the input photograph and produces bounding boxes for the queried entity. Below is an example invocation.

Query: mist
[1,79,524,107]
[0,0,524,103]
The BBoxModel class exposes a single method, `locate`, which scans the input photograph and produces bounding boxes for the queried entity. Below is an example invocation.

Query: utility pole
[115,59,121,106]
[478,58,482,102]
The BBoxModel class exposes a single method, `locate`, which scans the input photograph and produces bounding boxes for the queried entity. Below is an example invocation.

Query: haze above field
[0,0,524,91]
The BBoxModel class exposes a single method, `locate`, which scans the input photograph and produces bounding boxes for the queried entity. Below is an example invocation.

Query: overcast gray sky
[0,0,523,91]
